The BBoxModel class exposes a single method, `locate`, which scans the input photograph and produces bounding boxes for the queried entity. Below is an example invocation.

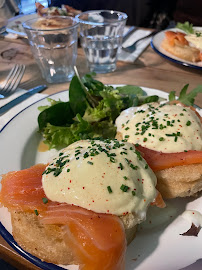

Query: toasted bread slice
[116,132,202,199]
[161,38,200,62]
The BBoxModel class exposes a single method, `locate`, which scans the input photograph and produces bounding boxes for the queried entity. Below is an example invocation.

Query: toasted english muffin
[11,210,137,265]
[161,36,200,62]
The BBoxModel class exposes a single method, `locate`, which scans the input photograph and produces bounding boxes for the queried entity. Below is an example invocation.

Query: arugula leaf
[38,102,74,131]
[179,85,202,106]
[176,21,194,34]
[168,84,202,106]
[168,91,176,101]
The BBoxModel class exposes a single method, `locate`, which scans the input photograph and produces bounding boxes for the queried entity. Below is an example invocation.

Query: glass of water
[23,16,78,83]
[76,10,127,73]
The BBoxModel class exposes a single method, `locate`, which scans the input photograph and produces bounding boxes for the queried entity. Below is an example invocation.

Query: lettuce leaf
[42,114,116,149]
[176,21,194,34]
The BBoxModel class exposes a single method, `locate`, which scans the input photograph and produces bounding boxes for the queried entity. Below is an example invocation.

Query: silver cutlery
[0,64,26,98]
[0,85,47,115]
[122,29,159,53]
[122,26,136,43]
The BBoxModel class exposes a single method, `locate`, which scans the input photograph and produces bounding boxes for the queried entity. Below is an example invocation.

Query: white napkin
[118,29,152,62]
[0,88,47,130]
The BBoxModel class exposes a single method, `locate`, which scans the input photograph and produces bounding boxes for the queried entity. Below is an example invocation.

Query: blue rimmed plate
[0,88,201,270]
[151,27,202,70]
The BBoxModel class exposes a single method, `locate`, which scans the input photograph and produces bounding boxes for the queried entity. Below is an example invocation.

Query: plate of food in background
[151,22,202,70]
[6,2,81,37]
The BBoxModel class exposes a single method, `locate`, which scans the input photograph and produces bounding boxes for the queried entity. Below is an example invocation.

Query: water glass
[76,10,127,73]
[23,16,79,83]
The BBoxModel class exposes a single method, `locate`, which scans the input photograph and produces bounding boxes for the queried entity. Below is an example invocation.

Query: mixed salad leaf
[38,73,202,150]
[176,21,194,34]
[168,84,202,106]
[38,73,159,149]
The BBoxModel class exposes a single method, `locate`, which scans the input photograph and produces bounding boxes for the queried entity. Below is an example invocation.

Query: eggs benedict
[115,102,202,198]
[0,139,159,269]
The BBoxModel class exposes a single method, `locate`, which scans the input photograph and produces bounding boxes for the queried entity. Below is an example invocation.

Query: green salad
[38,73,202,150]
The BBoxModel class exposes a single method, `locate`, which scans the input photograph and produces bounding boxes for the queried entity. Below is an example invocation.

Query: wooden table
[0,32,202,270]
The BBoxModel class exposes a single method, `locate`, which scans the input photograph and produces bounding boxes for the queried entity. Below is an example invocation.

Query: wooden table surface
[0,31,202,270]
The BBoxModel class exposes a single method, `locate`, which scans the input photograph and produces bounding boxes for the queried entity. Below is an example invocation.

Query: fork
[0,64,26,98]
[122,29,159,53]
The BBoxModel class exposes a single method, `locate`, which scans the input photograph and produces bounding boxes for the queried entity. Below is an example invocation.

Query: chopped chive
[107,186,112,193]
[145,164,149,169]
[120,184,129,192]
[87,161,93,165]
[42,198,48,204]
[67,168,70,172]
[34,209,39,216]
[119,163,124,170]
[123,176,128,180]
[132,191,136,196]
[159,137,164,141]
[186,120,191,126]
[143,138,147,142]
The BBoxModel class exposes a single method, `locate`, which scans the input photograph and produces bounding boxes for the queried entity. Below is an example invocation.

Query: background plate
[6,13,38,37]
[0,88,202,270]
[151,27,202,70]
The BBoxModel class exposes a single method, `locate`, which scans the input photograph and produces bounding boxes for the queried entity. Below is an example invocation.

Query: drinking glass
[23,16,79,83]
[76,10,127,73]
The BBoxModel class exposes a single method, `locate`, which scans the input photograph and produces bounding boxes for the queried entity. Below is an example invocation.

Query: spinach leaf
[38,102,74,131]
[116,85,145,96]
[69,75,89,116]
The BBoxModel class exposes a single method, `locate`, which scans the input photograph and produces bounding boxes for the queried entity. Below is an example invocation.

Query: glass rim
[22,16,79,32]
[75,10,128,25]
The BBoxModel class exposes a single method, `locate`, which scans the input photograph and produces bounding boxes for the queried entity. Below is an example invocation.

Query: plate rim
[6,13,38,37]
[150,27,202,70]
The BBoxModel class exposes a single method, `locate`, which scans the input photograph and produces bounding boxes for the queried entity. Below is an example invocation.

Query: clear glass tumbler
[23,16,78,83]
[76,10,127,73]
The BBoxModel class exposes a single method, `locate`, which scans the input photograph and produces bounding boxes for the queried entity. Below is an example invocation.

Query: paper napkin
[118,29,152,62]
[0,88,47,130]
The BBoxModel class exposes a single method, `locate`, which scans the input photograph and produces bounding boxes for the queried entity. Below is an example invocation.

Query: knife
[122,26,136,43]
[0,85,47,115]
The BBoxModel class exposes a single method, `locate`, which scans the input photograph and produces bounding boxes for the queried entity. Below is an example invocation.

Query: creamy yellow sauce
[42,139,157,220]
[185,34,202,50]
[115,103,202,153]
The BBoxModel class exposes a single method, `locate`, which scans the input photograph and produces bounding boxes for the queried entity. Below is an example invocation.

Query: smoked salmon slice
[0,164,126,270]
[136,145,202,172]
[165,31,188,46]
[0,164,56,211]
[41,204,126,270]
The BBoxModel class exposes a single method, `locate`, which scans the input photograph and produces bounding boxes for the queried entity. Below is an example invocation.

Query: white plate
[0,88,202,270]
[151,27,202,70]
[6,13,38,37]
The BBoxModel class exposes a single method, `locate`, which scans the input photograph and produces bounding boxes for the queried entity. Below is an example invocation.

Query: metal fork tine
[1,65,18,90]
[7,65,25,93]
[0,64,26,98]
[2,65,20,92]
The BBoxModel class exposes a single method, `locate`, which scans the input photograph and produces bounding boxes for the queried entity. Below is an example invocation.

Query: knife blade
[0,85,47,115]
[122,26,136,43]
